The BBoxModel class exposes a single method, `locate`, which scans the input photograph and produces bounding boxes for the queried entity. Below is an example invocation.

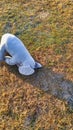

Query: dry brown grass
[0,0,73,130]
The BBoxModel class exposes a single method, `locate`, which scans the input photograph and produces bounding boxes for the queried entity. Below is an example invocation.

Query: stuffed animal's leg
[5,56,16,65]
[0,44,6,61]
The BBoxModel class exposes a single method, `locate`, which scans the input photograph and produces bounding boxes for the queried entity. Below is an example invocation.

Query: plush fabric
[0,33,42,75]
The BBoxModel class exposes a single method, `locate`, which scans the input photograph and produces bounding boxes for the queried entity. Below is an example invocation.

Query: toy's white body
[0,33,42,75]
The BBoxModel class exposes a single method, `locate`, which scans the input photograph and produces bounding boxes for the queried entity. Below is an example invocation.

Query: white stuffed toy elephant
[0,33,42,75]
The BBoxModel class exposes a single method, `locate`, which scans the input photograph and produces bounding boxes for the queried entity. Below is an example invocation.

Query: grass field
[0,0,73,130]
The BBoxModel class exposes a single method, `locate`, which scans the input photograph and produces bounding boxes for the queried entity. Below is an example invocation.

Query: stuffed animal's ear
[18,65,35,76]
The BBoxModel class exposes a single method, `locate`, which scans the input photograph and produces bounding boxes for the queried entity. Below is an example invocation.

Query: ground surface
[0,0,73,130]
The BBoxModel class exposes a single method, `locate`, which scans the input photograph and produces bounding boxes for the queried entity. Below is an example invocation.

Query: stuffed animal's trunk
[35,62,42,69]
